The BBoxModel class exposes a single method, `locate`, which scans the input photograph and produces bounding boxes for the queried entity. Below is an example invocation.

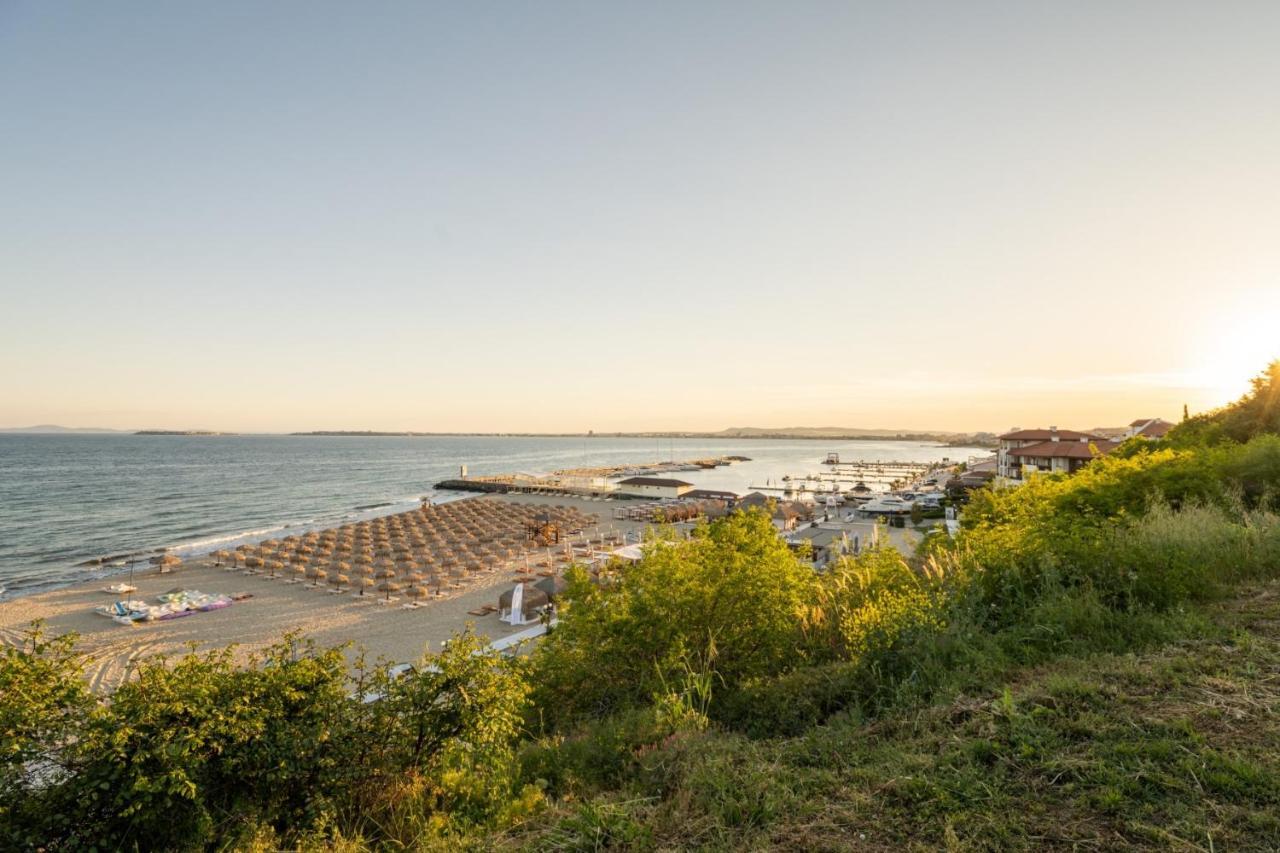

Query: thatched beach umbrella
[212,549,231,567]
[498,583,548,623]
[377,580,401,602]
[156,554,182,574]
[534,574,569,600]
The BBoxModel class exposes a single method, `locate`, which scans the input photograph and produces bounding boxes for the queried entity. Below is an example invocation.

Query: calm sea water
[0,434,982,599]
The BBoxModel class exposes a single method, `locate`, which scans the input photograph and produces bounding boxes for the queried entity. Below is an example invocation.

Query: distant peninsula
[134,430,237,436]
[0,424,126,434]
[291,428,997,446]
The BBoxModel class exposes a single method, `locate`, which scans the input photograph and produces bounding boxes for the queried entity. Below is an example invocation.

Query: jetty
[436,456,743,497]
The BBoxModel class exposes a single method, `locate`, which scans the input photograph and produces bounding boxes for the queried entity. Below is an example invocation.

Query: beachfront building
[997,427,1122,481]
[787,526,852,569]
[998,427,1106,478]
[615,476,694,499]
[737,491,812,531]
[1091,418,1174,441]
[1127,418,1174,439]
[681,488,740,504]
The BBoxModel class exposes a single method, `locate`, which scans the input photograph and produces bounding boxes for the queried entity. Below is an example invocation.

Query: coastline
[0,494,647,691]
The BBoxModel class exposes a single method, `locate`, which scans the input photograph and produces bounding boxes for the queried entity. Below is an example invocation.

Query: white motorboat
[858,494,915,514]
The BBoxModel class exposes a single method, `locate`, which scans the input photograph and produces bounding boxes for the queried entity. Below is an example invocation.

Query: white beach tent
[503,582,525,625]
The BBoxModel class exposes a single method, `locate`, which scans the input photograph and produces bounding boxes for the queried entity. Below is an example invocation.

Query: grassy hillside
[498,582,1280,851]
[5,363,1280,850]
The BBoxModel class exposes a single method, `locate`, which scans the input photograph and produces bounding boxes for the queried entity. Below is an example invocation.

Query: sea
[0,434,987,600]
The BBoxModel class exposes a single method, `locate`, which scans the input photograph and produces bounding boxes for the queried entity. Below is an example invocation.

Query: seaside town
[0,414,1181,695]
[7,3,1280,847]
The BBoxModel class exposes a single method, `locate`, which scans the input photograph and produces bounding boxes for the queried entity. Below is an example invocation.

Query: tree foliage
[0,630,531,849]
[529,510,819,729]
[1169,360,1280,446]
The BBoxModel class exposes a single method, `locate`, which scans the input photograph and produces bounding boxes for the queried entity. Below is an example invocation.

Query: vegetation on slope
[2,363,1280,850]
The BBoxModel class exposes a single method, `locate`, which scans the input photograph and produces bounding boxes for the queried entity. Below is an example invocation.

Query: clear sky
[2,2,1278,433]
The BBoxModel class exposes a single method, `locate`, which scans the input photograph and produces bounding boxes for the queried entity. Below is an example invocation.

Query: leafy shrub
[529,510,818,730]
[1,630,531,849]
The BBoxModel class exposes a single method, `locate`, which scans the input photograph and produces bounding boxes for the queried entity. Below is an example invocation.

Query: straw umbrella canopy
[498,584,548,621]
[405,585,428,607]
[534,574,569,600]
[377,580,402,602]
[266,559,285,579]
[290,562,308,583]
[308,567,328,588]
[355,575,375,597]
[329,572,349,592]
[212,549,231,567]
[155,554,182,573]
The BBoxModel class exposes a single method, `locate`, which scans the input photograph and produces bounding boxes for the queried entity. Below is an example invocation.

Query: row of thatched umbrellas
[203,499,610,606]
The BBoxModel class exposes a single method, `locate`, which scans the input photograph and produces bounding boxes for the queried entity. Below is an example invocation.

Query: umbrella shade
[377,581,402,600]
[154,554,182,568]
[498,584,548,619]
[331,573,349,588]
[406,585,428,603]
[534,575,569,599]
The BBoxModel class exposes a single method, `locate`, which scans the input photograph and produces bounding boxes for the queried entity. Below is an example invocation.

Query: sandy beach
[0,494,646,692]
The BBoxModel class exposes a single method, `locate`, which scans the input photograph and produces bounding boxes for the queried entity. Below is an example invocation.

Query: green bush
[0,629,532,849]
[529,510,819,730]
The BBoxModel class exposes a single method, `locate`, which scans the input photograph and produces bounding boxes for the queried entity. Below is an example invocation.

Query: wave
[164,523,295,554]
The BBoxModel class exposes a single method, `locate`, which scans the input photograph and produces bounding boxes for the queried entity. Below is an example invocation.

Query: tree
[529,509,819,729]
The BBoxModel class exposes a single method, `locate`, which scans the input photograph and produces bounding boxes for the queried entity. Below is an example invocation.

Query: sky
[2,1,1279,434]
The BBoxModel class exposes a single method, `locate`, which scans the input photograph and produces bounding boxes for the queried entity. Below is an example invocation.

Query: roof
[682,489,739,501]
[1135,419,1173,438]
[1007,439,1121,459]
[789,527,847,547]
[999,428,1106,441]
[618,477,694,488]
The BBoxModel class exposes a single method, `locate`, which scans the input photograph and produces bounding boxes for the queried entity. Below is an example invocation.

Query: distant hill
[134,430,237,436]
[714,426,964,438]
[0,424,126,434]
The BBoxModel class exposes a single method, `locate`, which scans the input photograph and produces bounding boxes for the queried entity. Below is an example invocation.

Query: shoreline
[0,494,647,691]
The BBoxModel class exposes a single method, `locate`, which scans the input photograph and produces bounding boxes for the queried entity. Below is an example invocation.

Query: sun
[1191,298,1280,406]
